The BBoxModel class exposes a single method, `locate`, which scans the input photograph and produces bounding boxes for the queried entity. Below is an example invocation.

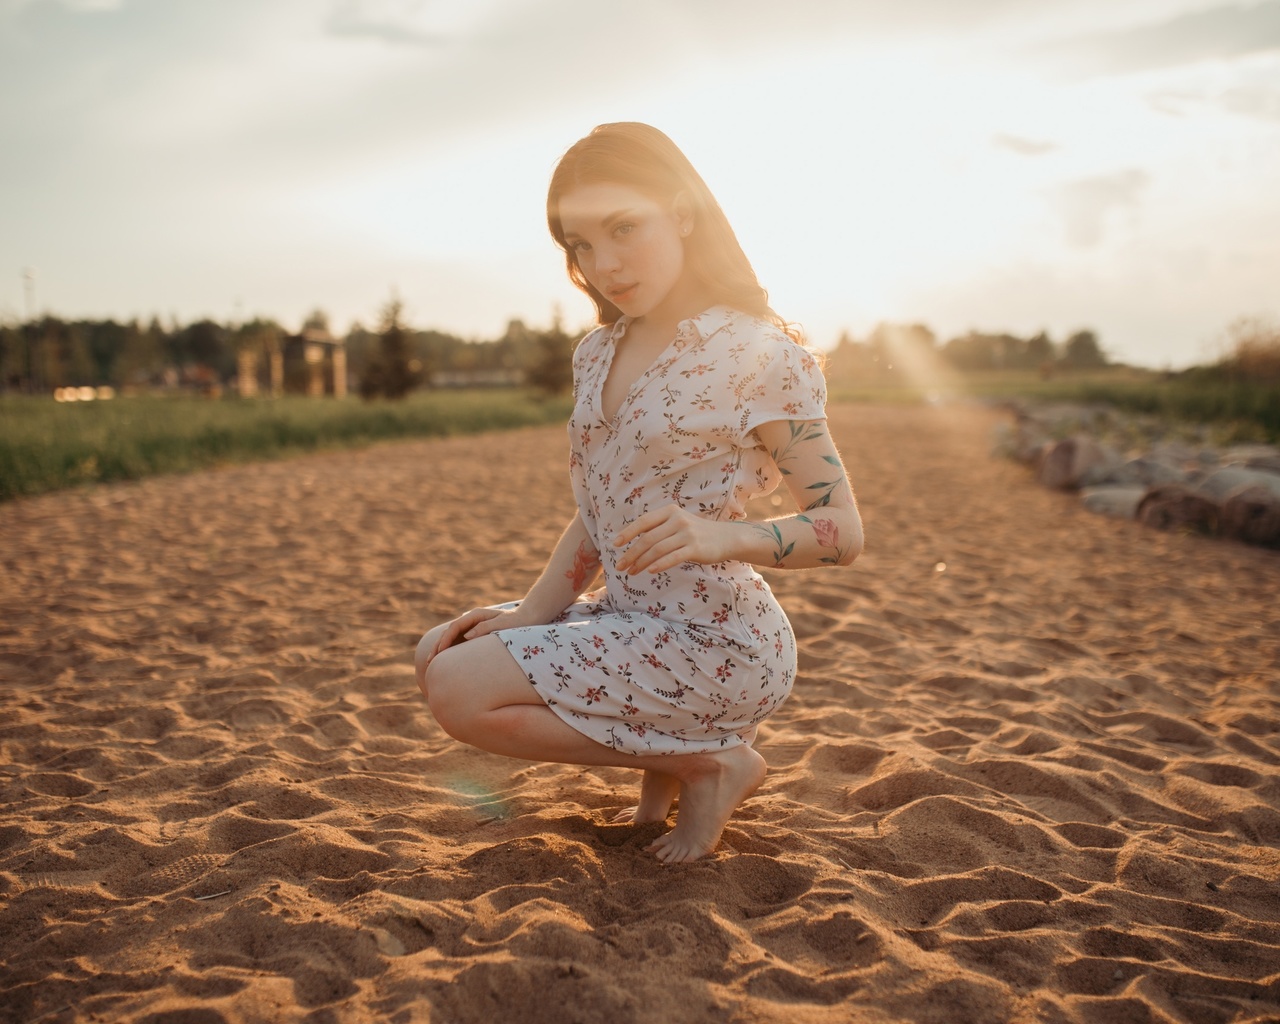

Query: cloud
[1146,67,1280,122]
[326,1,444,46]
[1050,169,1149,247]
[991,132,1057,155]
[0,0,120,14]
[324,0,515,47]
[1221,81,1280,119]
[1037,1,1280,78]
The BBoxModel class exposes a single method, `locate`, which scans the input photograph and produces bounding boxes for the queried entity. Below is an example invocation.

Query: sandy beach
[2,401,1278,1024]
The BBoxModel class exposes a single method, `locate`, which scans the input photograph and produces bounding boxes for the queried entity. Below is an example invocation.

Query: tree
[173,319,233,380]
[113,319,165,388]
[525,311,574,394]
[1026,331,1055,369]
[1062,330,1106,369]
[360,296,421,399]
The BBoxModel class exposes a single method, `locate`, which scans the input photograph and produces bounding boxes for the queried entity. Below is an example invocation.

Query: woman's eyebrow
[562,208,638,239]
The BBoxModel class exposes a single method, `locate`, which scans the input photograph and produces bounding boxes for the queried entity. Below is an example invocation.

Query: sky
[1,0,1278,368]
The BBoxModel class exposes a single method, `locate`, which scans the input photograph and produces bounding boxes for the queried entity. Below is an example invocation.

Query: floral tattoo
[769,420,845,508]
[797,514,849,565]
[747,520,795,568]
[769,420,825,476]
[565,540,600,591]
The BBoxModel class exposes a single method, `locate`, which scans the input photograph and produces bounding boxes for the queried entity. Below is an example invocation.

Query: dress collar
[607,304,735,345]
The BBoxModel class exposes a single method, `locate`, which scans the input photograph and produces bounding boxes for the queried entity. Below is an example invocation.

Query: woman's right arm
[423,512,600,661]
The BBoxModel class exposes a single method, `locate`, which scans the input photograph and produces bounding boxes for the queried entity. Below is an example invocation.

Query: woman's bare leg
[423,636,765,862]
[612,770,681,823]
[611,719,760,823]
[414,623,450,697]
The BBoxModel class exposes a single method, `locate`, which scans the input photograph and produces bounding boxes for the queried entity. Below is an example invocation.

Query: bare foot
[646,744,767,864]
[612,770,680,823]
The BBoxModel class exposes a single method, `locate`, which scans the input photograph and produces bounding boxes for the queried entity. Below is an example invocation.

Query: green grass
[6,367,1277,502]
[831,367,1280,444]
[0,390,573,502]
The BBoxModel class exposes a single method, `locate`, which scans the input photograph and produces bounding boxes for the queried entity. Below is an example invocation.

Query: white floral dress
[494,305,828,755]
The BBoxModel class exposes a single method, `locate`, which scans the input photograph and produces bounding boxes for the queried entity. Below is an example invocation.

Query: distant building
[239,324,347,398]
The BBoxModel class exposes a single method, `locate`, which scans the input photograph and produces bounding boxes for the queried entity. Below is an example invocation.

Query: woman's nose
[593,244,622,275]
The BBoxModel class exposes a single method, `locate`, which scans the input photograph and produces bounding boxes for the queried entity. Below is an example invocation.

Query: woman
[416,122,862,863]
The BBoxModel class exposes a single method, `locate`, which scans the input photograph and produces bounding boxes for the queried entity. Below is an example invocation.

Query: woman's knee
[414,625,448,697]
[423,647,474,740]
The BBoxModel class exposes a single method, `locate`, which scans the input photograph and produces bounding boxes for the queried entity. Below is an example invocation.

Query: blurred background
[2,0,1277,375]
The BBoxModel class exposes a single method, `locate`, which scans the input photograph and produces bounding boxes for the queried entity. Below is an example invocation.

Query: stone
[1221,484,1280,548]
[1081,486,1147,520]
[1137,485,1221,536]
[1222,444,1279,467]
[1151,440,1196,467]
[1012,419,1051,465]
[1037,436,1119,491]
[1110,456,1187,488]
[1196,466,1280,501]
[1078,442,1124,487]
[1246,453,1280,474]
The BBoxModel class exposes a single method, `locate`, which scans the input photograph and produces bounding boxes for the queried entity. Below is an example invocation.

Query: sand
[1,402,1278,1024]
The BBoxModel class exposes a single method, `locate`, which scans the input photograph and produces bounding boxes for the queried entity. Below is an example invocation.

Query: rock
[1081,486,1147,520]
[1151,440,1196,468]
[1137,485,1221,536]
[1078,442,1124,487]
[1196,466,1280,501]
[1246,453,1280,474]
[1221,484,1280,548]
[1222,444,1280,468]
[1010,418,1051,465]
[1109,456,1188,488]
[1037,436,1119,491]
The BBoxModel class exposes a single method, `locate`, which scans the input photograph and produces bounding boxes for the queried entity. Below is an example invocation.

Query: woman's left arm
[614,418,863,574]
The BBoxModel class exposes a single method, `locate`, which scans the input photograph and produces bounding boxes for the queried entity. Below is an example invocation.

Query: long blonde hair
[547,122,801,342]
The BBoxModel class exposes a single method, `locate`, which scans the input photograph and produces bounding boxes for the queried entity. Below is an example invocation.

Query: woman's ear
[672,191,695,237]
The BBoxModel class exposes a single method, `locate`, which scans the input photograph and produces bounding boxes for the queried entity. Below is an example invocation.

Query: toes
[646,832,675,854]
[646,830,705,863]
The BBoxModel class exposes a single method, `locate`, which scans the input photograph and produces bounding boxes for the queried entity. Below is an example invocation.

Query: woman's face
[558,182,691,322]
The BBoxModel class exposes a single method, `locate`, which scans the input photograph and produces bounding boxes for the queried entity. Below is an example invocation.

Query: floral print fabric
[494,305,827,755]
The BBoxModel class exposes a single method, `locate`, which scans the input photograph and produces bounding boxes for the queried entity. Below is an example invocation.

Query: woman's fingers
[435,608,498,653]
[462,610,506,640]
[615,511,678,573]
[615,506,702,574]
[625,532,688,574]
[614,506,669,548]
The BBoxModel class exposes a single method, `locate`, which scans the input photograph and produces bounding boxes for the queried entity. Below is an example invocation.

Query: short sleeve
[737,335,828,442]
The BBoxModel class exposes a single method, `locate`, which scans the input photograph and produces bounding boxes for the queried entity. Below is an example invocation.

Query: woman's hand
[416,604,548,690]
[434,606,509,652]
[614,504,730,575]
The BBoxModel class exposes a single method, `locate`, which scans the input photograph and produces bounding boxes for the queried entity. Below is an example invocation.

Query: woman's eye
[571,240,591,253]
[614,222,634,237]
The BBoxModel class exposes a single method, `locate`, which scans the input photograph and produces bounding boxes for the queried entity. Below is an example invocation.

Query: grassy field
[4,368,1277,502]
[832,367,1280,444]
[0,390,574,502]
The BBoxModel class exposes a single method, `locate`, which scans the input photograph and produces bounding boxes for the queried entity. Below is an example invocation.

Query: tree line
[0,300,577,397]
[0,307,1110,397]
[824,323,1108,384]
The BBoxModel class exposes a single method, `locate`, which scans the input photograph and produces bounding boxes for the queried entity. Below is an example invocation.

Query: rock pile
[996,403,1280,548]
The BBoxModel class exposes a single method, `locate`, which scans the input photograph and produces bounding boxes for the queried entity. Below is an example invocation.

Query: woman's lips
[608,284,637,302]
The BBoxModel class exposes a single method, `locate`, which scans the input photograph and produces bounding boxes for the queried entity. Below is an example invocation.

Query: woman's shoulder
[717,309,818,365]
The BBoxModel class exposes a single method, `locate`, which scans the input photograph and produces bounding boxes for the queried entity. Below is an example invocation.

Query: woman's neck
[632,275,716,342]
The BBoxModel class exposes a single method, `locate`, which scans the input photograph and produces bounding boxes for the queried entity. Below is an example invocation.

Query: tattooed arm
[736,418,862,568]
[614,419,862,574]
